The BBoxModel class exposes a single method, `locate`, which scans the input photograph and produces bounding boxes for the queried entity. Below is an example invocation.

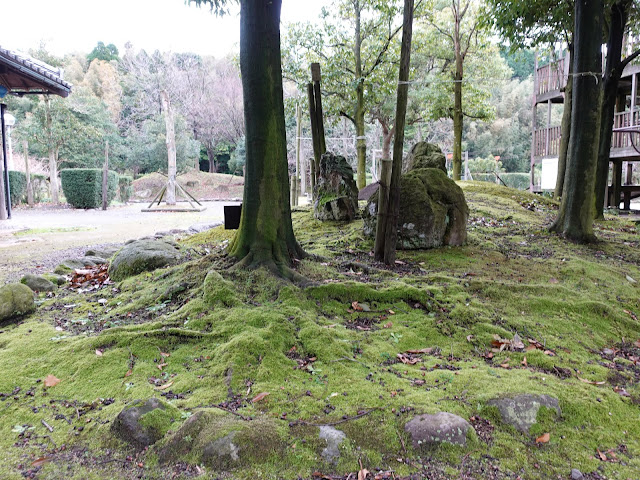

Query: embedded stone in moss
[363,168,468,249]
[42,273,67,286]
[0,283,36,323]
[488,394,561,434]
[108,239,181,281]
[112,398,178,449]
[20,274,57,293]
[84,246,119,259]
[82,255,107,265]
[157,411,285,470]
[314,152,359,222]
[404,412,471,447]
[54,258,93,275]
[203,270,238,307]
[318,425,346,464]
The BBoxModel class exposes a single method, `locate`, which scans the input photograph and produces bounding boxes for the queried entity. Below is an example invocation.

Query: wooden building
[531,50,640,209]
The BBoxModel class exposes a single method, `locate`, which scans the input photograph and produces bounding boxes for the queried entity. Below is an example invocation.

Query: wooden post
[0,117,6,220]
[296,104,303,200]
[531,53,538,192]
[612,159,622,209]
[307,83,320,195]
[161,90,177,205]
[102,140,109,211]
[374,158,393,259]
[624,162,633,210]
[23,141,33,206]
[311,63,326,154]
[1,104,10,219]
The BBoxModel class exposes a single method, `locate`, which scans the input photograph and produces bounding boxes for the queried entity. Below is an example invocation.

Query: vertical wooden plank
[102,140,109,211]
[24,140,33,206]
[612,160,623,209]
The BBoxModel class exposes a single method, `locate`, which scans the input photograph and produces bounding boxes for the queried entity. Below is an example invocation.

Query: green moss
[138,401,181,438]
[203,270,239,307]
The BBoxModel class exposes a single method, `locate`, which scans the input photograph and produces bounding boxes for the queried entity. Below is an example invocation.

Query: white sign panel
[541,157,559,191]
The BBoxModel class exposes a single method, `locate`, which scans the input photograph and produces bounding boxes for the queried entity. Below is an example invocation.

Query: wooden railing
[533,126,562,157]
[535,57,567,97]
[612,110,640,149]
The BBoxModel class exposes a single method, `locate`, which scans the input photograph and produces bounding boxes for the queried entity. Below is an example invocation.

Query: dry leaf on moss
[44,375,60,387]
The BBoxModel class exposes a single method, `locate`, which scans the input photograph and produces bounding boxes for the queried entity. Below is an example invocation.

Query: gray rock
[20,274,57,292]
[319,425,346,464]
[169,229,187,235]
[42,274,67,286]
[571,468,584,480]
[84,247,119,258]
[488,394,561,434]
[108,239,181,281]
[0,283,36,323]
[83,255,107,265]
[203,431,241,465]
[314,152,359,222]
[111,398,173,449]
[405,412,471,447]
[54,258,95,274]
[403,142,447,174]
[363,168,468,249]
[188,222,223,234]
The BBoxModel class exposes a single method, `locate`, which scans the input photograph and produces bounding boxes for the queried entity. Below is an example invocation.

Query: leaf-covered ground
[1,182,639,479]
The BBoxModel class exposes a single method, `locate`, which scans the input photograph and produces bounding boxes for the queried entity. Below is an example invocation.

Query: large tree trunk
[227,0,305,277]
[354,0,367,189]
[594,0,630,218]
[554,48,573,199]
[550,0,603,242]
[44,96,59,205]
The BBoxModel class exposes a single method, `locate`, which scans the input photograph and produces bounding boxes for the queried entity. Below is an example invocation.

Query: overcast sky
[2,0,329,58]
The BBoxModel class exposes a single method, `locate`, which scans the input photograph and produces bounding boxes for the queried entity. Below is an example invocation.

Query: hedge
[7,171,26,206]
[470,172,530,190]
[60,168,118,209]
[118,175,133,203]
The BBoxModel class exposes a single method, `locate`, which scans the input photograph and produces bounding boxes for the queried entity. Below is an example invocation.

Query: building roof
[0,45,72,98]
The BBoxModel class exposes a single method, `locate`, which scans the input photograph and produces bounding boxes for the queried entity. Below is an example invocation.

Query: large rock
[108,239,181,281]
[488,394,561,434]
[405,412,471,447]
[0,283,35,323]
[314,152,359,221]
[319,426,346,464]
[20,274,57,293]
[403,142,447,174]
[157,411,285,470]
[363,168,468,249]
[112,398,178,449]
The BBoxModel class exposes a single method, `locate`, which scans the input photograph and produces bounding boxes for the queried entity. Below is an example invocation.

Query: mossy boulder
[314,152,359,222]
[403,142,447,174]
[84,246,118,258]
[157,411,285,470]
[203,270,238,307]
[54,258,96,275]
[20,274,57,293]
[363,168,468,249]
[112,398,179,449]
[488,394,561,434]
[0,283,35,323]
[42,273,67,286]
[108,240,181,281]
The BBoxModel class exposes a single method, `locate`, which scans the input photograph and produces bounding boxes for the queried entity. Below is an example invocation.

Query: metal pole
[1,104,11,219]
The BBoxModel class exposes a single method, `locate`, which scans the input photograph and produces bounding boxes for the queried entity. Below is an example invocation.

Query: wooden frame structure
[531,50,640,209]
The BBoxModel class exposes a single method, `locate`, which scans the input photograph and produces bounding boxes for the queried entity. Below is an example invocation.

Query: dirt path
[0,201,238,283]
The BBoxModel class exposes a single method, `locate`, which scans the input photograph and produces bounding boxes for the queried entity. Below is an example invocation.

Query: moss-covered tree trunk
[594,0,632,218]
[550,0,603,242]
[554,48,573,199]
[227,0,305,276]
[451,1,464,181]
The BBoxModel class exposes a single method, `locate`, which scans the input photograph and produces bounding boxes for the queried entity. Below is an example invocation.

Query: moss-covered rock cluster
[314,152,359,222]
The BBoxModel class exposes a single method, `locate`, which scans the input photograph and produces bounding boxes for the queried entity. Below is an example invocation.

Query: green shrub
[60,168,118,209]
[7,171,26,206]
[118,175,133,203]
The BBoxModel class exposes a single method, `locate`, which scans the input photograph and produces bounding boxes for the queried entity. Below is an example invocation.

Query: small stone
[602,348,614,356]
[20,274,57,293]
[318,426,346,464]
[571,468,584,479]
[405,412,471,447]
[0,283,36,323]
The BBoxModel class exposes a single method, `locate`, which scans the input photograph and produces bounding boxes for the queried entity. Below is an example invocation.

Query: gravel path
[0,201,237,284]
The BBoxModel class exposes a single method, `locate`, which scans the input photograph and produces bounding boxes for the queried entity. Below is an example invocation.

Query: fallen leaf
[597,449,608,461]
[351,301,363,312]
[544,350,556,356]
[394,260,406,265]
[387,309,395,315]
[578,377,606,385]
[160,351,170,358]
[124,369,133,378]
[383,322,393,329]
[405,348,433,354]
[521,356,527,367]
[626,275,637,284]
[397,353,421,365]
[44,375,60,387]
[252,392,270,403]
[31,457,51,467]
[95,349,103,357]
[358,468,370,480]
[466,335,475,342]
[154,381,174,391]
[536,433,550,444]
[157,362,168,371]
[499,362,510,368]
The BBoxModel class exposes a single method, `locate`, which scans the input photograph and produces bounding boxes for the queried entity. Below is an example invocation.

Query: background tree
[87,41,120,63]
[283,0,404,188]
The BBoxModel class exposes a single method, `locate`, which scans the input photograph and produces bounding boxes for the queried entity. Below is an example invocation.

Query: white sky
[1,0,329,58]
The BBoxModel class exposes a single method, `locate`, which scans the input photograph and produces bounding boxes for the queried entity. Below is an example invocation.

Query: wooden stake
[161,90,177,205]
[24,141,33,206]
[308,83,320,195]
[374,158,393,259]
[102,140,109,210]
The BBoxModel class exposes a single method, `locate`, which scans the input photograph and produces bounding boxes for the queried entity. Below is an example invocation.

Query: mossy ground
[1,182,639,479]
